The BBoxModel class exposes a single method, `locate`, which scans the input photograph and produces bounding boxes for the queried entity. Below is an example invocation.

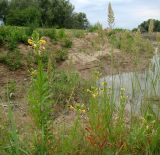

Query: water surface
[99,48,160,115]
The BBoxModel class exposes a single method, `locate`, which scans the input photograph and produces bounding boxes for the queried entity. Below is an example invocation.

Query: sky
[70,0,160,29]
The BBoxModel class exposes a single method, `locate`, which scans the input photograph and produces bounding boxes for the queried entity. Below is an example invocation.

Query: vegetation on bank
[0,25,155,72]
[133,19,160,33]
[108,29,153,54]
[0,29,160,154]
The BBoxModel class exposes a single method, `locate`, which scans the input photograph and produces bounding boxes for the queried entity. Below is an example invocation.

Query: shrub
[38,28,57,40]
[0,26,30,50]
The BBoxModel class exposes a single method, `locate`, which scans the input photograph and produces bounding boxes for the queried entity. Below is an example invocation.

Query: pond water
[99,47,160,115]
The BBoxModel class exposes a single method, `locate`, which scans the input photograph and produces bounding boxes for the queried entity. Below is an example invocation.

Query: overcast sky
[70,0,160,29]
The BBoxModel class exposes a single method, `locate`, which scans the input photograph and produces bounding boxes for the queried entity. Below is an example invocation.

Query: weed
[0,49,22,71]
[5,80,16,100]
[108,30,154,54]
[1,82,30,155]
[73,30,85,38]
[63,39,72,48]
[55,49,68,63]
[58,29,66,39]
[50,70,80,105]
[28,31,53,154]
[88,22,103,32]
[38,28,57,40]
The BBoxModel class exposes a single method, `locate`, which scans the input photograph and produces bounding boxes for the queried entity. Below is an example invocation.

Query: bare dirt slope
[61,32,153,79]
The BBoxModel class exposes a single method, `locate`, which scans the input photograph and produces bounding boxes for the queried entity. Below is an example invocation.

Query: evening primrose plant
[28,31,53,154]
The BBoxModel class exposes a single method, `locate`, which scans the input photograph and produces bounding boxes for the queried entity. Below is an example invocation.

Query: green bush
[38,28,57,40]
[0,26,31,50]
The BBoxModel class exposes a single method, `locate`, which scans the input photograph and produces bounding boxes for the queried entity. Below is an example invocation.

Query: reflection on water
[99,47,160,115]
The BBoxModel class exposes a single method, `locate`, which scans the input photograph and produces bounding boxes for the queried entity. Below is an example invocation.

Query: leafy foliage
[0,0,89,29]
[0,26,32,49]
[138,19,160,32]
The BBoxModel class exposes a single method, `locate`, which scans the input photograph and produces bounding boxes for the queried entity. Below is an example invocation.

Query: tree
[49,0,74,28]
[71,12,89,29]
[0,0,9,21]
[138,19,160,33]
[6,6,41,27]
[108,2,115,29]
[148,19,154,33]
[0,0,89,29]
[38,0,51,27]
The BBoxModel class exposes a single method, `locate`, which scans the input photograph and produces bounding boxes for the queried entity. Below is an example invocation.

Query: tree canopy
[0,0,90,29]
[138,19,160,33]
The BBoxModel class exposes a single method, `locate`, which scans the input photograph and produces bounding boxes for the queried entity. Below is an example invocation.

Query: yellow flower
[101,81,107,86]
[92,93,98,98]
[30,69,37,77]
[81,109,86,113]
[40,39,46,45]
[28,39,33,46]
[69,105,75,111]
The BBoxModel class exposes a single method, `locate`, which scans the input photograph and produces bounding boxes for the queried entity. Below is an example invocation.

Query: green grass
[108,29,154,54]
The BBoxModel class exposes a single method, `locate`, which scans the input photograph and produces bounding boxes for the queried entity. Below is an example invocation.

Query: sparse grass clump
[63,39,72,48]
[50,70,81,105]
[37,28,57,40]
[108,30,154,54]
[73,30,85,38]
[57,29,67,39]
[88,22,103,32]
[55,49,68,63]
[0,49,22,70]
